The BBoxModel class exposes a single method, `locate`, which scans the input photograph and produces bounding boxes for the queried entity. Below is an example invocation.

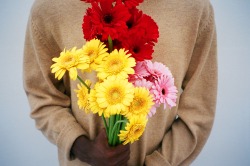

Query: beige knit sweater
[23,0,217,165]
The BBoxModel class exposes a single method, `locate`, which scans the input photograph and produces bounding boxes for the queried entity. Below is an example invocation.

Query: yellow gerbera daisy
[75,80,91,113]
[82,39,109,71]
[95,76,134,118]
[96,48,136,80]
[88,83,105,116]
[51,47,90,80]
[119,115,148,145]
[122,87,154,118]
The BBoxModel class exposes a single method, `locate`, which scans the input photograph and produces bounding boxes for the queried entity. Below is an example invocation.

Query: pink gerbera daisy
[144,60,173,82]
[129,60,149,83]
[151,75,178,109]
[134,60,150,77]
[133,78,153,89]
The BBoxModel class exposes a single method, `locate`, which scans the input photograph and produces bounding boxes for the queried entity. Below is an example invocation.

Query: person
[23,0,217,165]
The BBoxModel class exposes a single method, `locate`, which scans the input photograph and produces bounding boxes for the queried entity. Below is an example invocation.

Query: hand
[71,129,130,166]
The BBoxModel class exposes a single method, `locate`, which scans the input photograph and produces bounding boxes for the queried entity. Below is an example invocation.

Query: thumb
[95,128,110,149]
[96,128,108,140]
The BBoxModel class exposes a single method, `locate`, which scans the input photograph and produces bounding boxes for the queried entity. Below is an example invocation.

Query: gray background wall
[0,0,249,165]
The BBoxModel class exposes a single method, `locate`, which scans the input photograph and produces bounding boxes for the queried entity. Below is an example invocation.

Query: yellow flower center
[61,54,76,68]
[132,97,146,114]
[106,87,124,104]
[87,50,97,61]
[129,124,143,138]
[134,98,144,107]
[107,59,124,74]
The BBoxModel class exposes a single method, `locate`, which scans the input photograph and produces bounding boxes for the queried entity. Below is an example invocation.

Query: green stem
[108,115,115,145]
[108,35,113,53]
[110,119,127,145]
[112,115,121,146]
[119,116,127,144]
[121,116,127,130]
[77,75,90,93]
[102,115,108,136]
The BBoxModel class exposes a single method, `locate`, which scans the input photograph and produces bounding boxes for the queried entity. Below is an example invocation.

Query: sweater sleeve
[145,2,217,166]
[23,7,86,161]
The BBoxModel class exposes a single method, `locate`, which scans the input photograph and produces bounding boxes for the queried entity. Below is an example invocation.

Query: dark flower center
[96,34,102,40]
[126,21,133,29]
[162,89,166,95]
[103,14,113,24]
[133,47,140,54]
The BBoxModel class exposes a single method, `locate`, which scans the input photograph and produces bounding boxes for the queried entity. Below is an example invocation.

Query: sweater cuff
[56,121,86,161]
[145,151,171,166]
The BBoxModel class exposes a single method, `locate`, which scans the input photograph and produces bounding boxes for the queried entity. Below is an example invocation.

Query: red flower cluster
[82,0,159,61]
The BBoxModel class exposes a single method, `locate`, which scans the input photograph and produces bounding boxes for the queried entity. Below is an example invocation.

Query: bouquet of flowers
[51,0,178,146]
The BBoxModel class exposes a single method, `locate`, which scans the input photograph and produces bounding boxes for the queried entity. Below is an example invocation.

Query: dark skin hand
[71,129,130,166]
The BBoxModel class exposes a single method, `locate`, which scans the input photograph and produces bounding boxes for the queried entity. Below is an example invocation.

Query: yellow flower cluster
[51,39,154,145]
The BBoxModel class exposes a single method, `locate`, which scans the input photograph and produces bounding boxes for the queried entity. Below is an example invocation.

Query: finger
[113,143,130,155]
[97,128,107,139]
[112,146,130,165]
[95,129,109,145]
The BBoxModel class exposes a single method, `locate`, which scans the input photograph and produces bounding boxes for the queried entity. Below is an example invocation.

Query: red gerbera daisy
[126,8,143,30]
[80,0,101,3]
[139,14,159,44]
[116,0,144,8]
[82,0,131,41]
[122,36,154,61]
[126,8,159,45]
[82,8,95,40]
